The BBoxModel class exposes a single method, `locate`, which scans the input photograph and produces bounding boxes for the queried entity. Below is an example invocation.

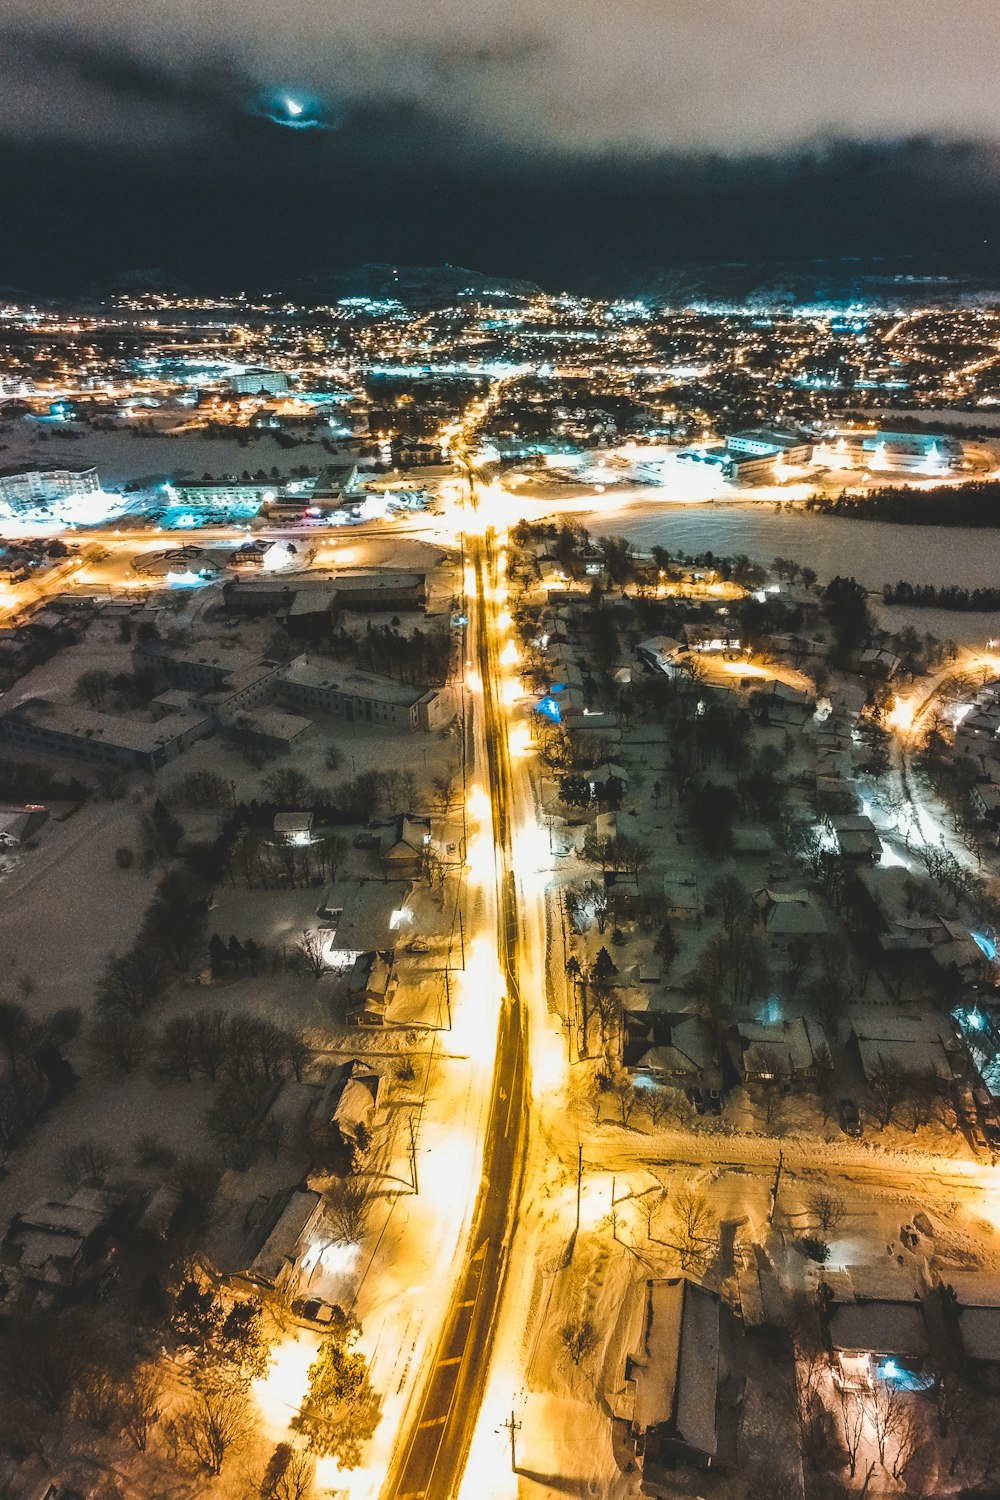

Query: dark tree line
[808,480,1000,528]
[884,580,1000,611]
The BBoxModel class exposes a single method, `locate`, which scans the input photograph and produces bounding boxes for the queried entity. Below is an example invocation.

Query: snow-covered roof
[753,888,826,936]
[829,1300,928,1359]
[334,1079,377,1139]
[850,1019,953,1081]
[246,1188,323,1287]
[629,1278,720,1458]
[738,1016,827,1076]
[959,1305,1000,1363]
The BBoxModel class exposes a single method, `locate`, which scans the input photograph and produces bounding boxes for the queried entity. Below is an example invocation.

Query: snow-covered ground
[0,415,344,490]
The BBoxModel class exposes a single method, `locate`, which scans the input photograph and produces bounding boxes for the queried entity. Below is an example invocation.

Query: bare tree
[261,1442,316,1500]
[560,1319,600,1368]
[612,1076,638,1127]
[863,1379,905,1467]
[89,1008,148,1073]
[158,1014,199,1080]
[176,1388,251,1475]
[637,1187,664,1241]
[707,874,752,939]
[891,1402,924,1481]
[642,1085,671,1128]
[839,1387,867,1479]
[663,1188,718,1272]
[58,1138,116,1192]
[120,1365,163,1452]
[297,930,328,980]
[325,1178,371,1244]
[808,1189,849,1236]
[869,1058,906,1129]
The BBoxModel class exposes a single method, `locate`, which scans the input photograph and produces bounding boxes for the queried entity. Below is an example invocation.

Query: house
[611,1277,730,1476]
[331,1061,383,1145]
[345,951,396,1025]
[971,782,1000,824]
[319,880,413,964]
[730,826,774,858]
[276,655,454,733]
[849,1017,953,1083]
[236,1187,324,1297]
[273,811,313,845]
[663,871,700,920]
[732,1016,829,1082]
[754,680,814,728]
[637,637,684,675]
[827,1298,929,1388]
[682,622,740,653]
[0,805,48,847]
[1,1188,119,1307]
[380,814,431,879]
[301,1061,384,1178]
[622,1011,721,1099]
[859,648,901,678]
[752,888,827,949]
[285,586,336,642]
[828,814,883,863]
[225,708,313,754]
[877,914,987,984]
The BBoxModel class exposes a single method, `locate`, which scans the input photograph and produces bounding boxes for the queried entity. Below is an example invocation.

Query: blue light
[876,1360,934,1392]
[535,696,562,724]
[971,931,998,962]
[259,94,331,130]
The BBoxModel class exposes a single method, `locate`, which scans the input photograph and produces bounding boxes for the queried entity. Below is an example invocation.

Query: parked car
[838,1098,862,1137]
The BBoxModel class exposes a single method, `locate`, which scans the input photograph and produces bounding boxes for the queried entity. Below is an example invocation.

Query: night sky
[4,0,1000,295]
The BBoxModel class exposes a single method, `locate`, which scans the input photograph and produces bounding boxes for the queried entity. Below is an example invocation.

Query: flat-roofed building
[276,654,455,732]
[329,571,426,613]
[726,428,813,464]
[230,368,289,395]
[0,697,212,773]
[133,643,284,722]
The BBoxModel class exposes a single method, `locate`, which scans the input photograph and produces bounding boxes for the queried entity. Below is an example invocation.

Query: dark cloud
[2,1,1000,293]
[3,0,1000,158]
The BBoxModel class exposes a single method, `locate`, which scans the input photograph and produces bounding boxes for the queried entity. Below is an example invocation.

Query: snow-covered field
[581,498,1000,595]
[0,416,344,490]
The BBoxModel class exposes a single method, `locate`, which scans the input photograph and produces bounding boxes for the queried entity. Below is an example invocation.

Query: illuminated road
[382,507,529,1499]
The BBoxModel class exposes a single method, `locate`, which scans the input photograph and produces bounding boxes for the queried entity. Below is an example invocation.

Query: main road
[381,491,531,1498]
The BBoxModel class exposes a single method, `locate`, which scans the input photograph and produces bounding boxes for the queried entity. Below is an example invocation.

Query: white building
[230,369,289,396]
[0,465,100,510]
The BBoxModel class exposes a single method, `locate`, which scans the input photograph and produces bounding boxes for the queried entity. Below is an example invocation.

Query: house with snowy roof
[611,1277,735,1477]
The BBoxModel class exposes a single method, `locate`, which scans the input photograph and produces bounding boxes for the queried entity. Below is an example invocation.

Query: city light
[888,696,916,730]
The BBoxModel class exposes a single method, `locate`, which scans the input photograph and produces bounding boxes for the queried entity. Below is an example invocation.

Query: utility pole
[408,1115,418,1194]
[500,1410,521,1473]
[443,967,453,1030]
[768,1148,784,1225]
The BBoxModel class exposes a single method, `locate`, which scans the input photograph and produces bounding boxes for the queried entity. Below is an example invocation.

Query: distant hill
[82,267,195,300]
[289,262,542,306]
[628,257,1000,310]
